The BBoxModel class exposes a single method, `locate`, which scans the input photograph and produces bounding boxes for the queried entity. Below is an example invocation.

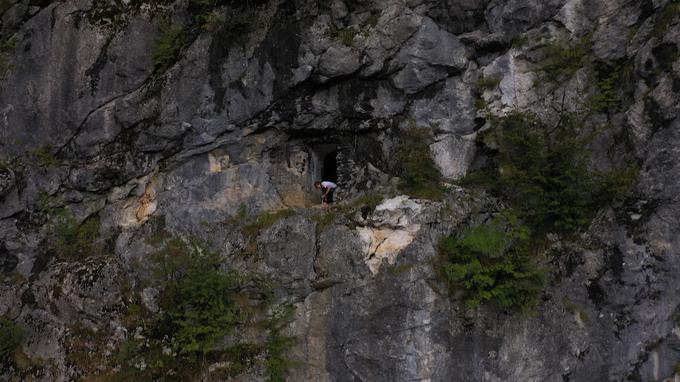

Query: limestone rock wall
[1,0,680,381]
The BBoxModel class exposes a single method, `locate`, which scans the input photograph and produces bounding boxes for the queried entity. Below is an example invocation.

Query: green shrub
[351,193,384,210]
[0,316,23,362]
[112,239,243,379]
[153,239,243,358]
[51,210,101,260]
[437,212,544,311]
[200,8,228,31]
[652,0,680,38]
[64,322,111,375]
[327,25,358,46]
[31,145,59,168]
[537,36,591,82]
[475,73,502,91]
[394,126,444,200]
[202,4,262,32]
[311,193,386,231]
[152,18,185,72]
[311,211,337,233]
[588,68,624,114]
[0,36,16,80]
[87,0,130,29]
[366,12,380,27]
[465,111,636,237]
[113,238,297,380]
[190,0,265,33]
[264,304,296,382]
[0,0,13,15]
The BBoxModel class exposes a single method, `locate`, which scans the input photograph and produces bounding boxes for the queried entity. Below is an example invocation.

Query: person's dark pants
[323,188,334,204]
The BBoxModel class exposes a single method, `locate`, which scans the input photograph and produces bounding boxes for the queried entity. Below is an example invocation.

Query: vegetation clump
[50,209,102,261]
[111,238,295,381]
[31,145,60,168]
[327,24,358,46]
[450,110,637,312]
[475,73,502,91]
[154,240,242,358]
[242,209,295,237]
[64,322,112,377]
[88,0,133,29]
[188,0,267,33]
[394,126,444,200]
[195,2,264,33]
[311,193,386,232]
[652,0,680,38]
[152,17,186,72]
[0,316,23,363]
[311,210,337,233]
[588,68,624,114]
[0,0,13,15]
[465,111,637,237]
[437,212,544,311]
[0,36,16,80]
[264,304,297,382]
[536,36,591,82]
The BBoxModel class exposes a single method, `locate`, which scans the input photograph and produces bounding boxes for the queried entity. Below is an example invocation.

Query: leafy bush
[113,238,296,380]
[264,304,297,382]
[190,0,265,33]
[588,68,624,114]
[0,0,13,15]
[51,209,101,260]
[351,193,384,210]
[152,18,185,72]
[0,316,23,362]
[112,239,243,379]
[652,0,680,38]
[201,4,262,32]
[437,212,544,311]
[31,145,59,168]
[394,127,444,200]
[87,0,131,29]
[64,322,111,375]
[311,210,337,233]
[465,111,636,237]
[311,193,386,231]
[537,36,591,82]
[154,239,242,358]
[327,24,358,46]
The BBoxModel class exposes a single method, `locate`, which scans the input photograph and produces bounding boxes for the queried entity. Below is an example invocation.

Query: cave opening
[322,151,338,183]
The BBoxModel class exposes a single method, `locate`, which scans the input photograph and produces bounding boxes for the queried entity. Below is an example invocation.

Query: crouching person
[314,180,337,204]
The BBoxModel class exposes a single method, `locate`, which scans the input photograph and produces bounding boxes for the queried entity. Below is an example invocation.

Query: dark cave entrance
[322,151,338,183]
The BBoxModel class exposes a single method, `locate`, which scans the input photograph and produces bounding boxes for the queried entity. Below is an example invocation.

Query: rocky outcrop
[1,0,680,380]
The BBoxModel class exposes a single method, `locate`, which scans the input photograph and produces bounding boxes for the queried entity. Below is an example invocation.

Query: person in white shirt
[314,180,337,204]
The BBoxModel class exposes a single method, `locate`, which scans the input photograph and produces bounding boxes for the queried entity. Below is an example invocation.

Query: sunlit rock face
[1,0,680,380]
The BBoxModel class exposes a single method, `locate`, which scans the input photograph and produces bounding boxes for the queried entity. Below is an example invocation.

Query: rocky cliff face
[1,0,680,381]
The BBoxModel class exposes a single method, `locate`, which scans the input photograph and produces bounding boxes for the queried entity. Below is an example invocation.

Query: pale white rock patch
[357,195,424,274]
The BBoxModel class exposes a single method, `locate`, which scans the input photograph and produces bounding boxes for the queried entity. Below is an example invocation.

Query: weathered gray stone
[1,0,680,380]
[359,3,423,77]
[259,214,316,298]
[430,133,477,179]
[318,44,362,78]
[408,76,476,134]
[390,18,468,94]
[485,0,565,37]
